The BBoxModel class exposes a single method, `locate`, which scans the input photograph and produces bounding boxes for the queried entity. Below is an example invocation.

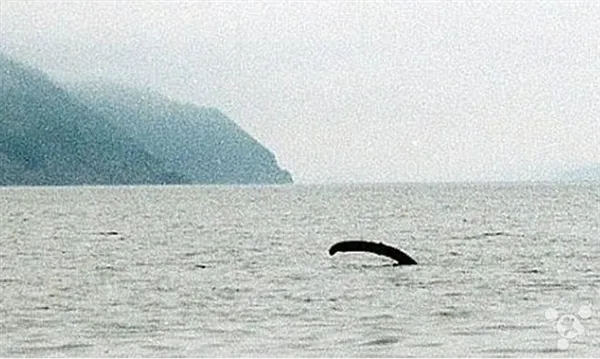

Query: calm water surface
[1,183,599,357]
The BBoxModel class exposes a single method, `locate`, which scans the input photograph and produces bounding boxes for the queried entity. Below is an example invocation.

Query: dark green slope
[70,83,293,185]
[0,55,184,186]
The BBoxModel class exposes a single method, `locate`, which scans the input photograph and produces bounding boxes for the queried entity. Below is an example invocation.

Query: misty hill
[556,165,600,183]
[0,54,184,186]
[68,83,293,184]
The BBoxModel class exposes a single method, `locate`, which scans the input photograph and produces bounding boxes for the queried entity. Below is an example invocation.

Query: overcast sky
[1,1,598,183]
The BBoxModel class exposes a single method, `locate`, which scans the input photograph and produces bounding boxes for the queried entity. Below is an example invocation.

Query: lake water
[1,183,599,357]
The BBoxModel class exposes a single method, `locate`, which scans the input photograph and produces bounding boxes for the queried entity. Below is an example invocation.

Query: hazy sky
[1,1,598,183]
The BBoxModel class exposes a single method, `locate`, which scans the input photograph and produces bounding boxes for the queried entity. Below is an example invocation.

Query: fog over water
[1,1,598,183]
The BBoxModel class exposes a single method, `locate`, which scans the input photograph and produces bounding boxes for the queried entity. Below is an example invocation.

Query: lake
[1,183,599,357]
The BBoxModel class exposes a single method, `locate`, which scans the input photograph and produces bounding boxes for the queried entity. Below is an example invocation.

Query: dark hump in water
[329,240,417,265]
